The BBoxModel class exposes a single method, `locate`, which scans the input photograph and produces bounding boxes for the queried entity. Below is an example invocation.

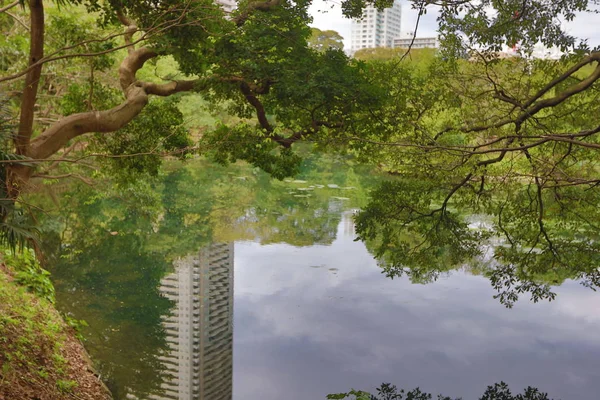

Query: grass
[0,267,70,395]
[0,252,112,399]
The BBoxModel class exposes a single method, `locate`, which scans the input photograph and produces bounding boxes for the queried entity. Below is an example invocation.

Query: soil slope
[0,263,112,400]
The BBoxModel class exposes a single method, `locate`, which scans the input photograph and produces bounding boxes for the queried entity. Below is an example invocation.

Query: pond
[42,156,600,400]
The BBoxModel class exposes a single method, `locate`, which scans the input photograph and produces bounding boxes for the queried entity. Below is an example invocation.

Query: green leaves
[308,28,344,52]
[340,0,394,19]
[60,83,120,116]
[0,212,40,253]
[90,98,191,184]
[4,249,55,304]
[203,124,302,179]
[7,0,600,311]
[0,97,38,252]
[338,39,600,306]
[436,0,589,55]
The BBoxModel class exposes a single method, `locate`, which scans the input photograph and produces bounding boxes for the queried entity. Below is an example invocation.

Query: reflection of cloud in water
[233,217,600,400]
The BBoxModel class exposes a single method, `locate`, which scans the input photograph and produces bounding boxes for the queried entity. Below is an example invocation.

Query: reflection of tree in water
[36,152,597,397]
[40,155,381,398]
[356,180,600,307]
[48,223,173,399]
[153,157,377,248]
[218,158,376,246]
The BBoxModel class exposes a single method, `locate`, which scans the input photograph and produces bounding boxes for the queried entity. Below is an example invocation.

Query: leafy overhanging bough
[349,1,600,306]
[1,0,389,192]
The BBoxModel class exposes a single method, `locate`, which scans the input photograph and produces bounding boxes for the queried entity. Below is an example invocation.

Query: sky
[308,0,440,50]
[307,0,600,51]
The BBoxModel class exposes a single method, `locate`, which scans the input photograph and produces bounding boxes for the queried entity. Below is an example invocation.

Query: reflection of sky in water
[233,213,600,400]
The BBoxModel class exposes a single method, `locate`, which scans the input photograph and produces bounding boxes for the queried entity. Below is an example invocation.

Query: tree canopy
[4,0,600,305]
[308,27,344,52]
[1,0,384,191]
[345,46,600,305]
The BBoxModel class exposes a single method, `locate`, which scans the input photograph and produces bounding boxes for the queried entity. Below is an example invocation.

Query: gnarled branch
[29,42,199,160]
[440,52,600,136]
[117,10,138,54]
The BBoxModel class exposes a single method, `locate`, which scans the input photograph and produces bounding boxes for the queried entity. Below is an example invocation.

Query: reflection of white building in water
[343,210,357,238]
[150,243,234,400]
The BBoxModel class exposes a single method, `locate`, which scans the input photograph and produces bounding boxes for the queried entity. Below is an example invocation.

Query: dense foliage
[0,97,38,249]
[1,0,383,185]
[308,27,344,52]
[350,45,600,306]
[4,0,600,306]
[6,1,600,398]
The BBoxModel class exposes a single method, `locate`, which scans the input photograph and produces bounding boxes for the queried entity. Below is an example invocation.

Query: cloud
[232,231,600,400]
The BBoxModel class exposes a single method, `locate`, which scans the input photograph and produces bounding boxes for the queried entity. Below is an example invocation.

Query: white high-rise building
[149,243,234,400]
[350,0,402,54]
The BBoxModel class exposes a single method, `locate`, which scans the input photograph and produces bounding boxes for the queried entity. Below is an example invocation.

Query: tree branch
[118,47,157,91]
[28,42,200,160]
[239,82,273,133]
[4,10,29,31]
[32,173,95,186]
[522,52,600,110]
[28,87,149,160]
[272,120,344,148]
[0,7,192,85]
[116,10,137,54]
[442,52,600,135]
[0,0,19,13]
[140,79,203,96]
[515,63,600,126]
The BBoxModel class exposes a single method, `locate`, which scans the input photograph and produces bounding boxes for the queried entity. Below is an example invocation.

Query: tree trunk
[17,0,44,156]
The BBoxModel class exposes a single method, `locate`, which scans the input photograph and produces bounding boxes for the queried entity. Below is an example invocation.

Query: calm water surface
[234,215,600,400]
[45,158,600,400]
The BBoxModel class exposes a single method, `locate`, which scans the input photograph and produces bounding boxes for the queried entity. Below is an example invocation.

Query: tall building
[150,243,235,400]
[350,0,402,54]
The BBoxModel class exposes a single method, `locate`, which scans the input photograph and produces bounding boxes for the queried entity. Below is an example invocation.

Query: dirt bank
[0,261,112,400]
